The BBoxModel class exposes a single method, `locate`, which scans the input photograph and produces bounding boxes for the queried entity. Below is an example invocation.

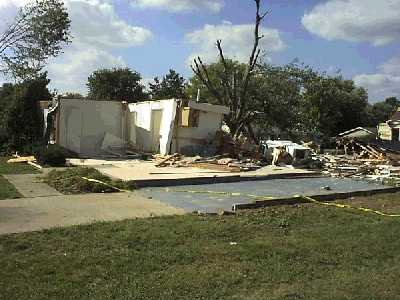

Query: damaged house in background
[44,98,230,157]
[378,107,400,142]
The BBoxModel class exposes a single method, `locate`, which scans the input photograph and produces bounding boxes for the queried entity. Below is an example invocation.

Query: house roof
[390,108,400,121]
[338,127,377,138]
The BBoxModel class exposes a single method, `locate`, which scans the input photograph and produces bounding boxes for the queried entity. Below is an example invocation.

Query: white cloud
[185,22,286,65]
[0,0,153,93]
[354,55,400,102]
[302,0,400,46]
[131,0,224,13]
[0,0,28,8]
[47,47,125,93]
[68,0,152,48]
[49,0,152,93]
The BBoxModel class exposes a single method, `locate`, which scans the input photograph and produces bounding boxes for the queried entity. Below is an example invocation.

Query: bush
[35,145,67,167]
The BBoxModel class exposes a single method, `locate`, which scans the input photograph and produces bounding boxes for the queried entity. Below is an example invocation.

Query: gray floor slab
[139,177,388,213]
[3,174,62,198]
[0,192,184,235]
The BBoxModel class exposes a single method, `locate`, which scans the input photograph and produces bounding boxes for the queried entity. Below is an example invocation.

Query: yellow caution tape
[301,195,400,218]
[164,188,274,200]
[164,188,400,217]
[81,177,129,192]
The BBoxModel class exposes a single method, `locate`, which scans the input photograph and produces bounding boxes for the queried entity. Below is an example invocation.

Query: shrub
[35,145,67,167]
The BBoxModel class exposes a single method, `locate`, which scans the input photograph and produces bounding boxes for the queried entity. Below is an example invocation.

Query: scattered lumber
[155,153,181,167]
[7,156,35,163]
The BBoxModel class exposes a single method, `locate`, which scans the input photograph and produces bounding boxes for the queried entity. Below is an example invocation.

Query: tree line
[1,61,399,153]
[0,0,399,155]
[83,63,400,143]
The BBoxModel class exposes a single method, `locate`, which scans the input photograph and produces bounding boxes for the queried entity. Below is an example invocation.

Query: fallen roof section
[187,100,230,115]
[338,127,377,138]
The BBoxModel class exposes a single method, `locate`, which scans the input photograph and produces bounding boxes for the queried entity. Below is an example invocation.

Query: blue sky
[1,0,400,102]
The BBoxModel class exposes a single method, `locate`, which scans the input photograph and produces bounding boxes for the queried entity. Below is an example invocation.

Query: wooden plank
[7,156,35,163]
[155,153,180,167]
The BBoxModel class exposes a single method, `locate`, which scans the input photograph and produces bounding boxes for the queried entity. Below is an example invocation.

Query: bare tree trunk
[191,0,269,143]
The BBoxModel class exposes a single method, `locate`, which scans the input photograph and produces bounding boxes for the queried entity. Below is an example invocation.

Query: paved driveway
[0,192,184,235]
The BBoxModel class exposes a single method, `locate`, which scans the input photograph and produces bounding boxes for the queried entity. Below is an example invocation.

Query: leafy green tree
[87,68,147,102]
[149,69,187,100]
[189,58,371,141]
[0,83,15,139]
[0,0,71,79]
[302,74,369,138]
[62,92,85,99]
[385,96,400,107]
[4,73,52,151]
[365,97,400,126]
[252,62,316,140]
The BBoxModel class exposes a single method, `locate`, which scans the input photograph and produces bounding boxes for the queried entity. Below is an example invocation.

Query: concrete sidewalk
[0,192,184,235]
[3,174,62,197]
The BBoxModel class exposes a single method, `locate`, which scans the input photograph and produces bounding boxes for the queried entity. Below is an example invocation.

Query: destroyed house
[337,127,377,142]
[54,98,230,157]
[378,108,400,142]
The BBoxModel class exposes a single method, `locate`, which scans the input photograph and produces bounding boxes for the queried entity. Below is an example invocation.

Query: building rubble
[151,136,313,172]
[314,137,400,185]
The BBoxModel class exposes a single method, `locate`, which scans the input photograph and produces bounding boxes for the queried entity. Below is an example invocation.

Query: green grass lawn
[0,157,40,175]
[0,176,22,199]
[1,195,400,299]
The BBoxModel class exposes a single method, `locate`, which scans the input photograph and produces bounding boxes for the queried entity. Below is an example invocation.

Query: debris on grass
[43,167,134,194]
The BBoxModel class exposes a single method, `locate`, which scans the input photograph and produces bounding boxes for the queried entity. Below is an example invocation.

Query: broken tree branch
[191,57,225,105]
[216,39,234,104]
[241,0,270,102]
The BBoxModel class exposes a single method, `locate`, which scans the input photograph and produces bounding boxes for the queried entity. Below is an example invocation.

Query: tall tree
[365,97,400,126]
[149,69,186,100]
[0,0,71,79]
[302,75,369,138]
[87,68,147,102]
[190,0,269,139]
[251,62,313,140]
[62,92,85,99]
[4,73,52,150]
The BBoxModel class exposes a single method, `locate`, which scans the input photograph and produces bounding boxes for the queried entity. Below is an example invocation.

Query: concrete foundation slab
[68,158,319,187]
[138,177,391,213]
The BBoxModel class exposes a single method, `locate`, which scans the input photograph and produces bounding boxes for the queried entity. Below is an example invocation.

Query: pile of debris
[317,139,400,181]
[152,136,320,172]
[153,153,262,172]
